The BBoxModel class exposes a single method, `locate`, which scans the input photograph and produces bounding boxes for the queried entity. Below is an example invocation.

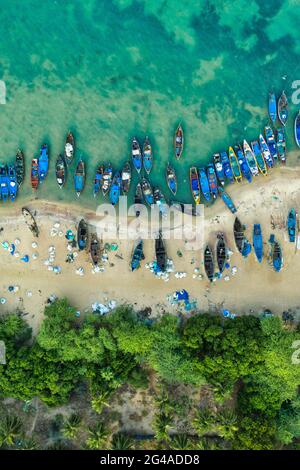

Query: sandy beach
[1,165,300,334]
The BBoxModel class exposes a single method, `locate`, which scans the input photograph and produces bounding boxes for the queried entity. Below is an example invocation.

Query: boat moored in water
[174,124,184,160]
[166,164,177,196]
[243,140,259,176]
[278,91,288,126]
[121,161,131,195]
[259,134,274,168]
[74,159,85,197]
[220,151,234,183]
[93,164,104,197]
[198,167,211,201]
[268,92,277,123]
[295,111,300,148]
[141,177,154,206]
[143,137,153,174]
[276,127,286,164]
[213,152,225,185]
[8,165,17,202]
[251,140,268,176]
[228,146,242,182]
[265,126,278,163]
[190,167,201,204]
[55,154,66,188]
[64,132,75,166]
[132,137,142,173]
[134,183,143,217]
[109,171,122,206]
[31,158,39,191]
[15,150,25,187]
[102,163,113,197]
[206,163,218,199]
[38,144,49,182]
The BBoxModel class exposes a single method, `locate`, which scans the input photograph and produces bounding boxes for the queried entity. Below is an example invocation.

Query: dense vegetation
[1,300,300,450]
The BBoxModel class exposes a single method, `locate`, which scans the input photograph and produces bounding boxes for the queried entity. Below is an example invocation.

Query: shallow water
[0,0,300,208]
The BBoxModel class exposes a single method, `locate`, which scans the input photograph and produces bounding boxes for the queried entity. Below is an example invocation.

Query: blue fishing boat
[131,239,144,272]
[265,126,278,163]
[141,177,154,206]
[213,153,225,186]
[0,165,9,202]
[102,163,113,196]
[93,165,104,197]
[268,92,277,123]
[278,91,288,126]
[143,137,153,174]
[190,167,200,204]
[295,111,300,148]
[38,144,49,182]
[253,224,263,263]
[109,171,122,206]
[218,186,237,214]
[287,209,296,243]
[243,140,259,176]
[259,134,274,168]
[220,151,234,183]
[277,127,286,165]
[242,239,252,258]
[166,164,177,196]
[74,159,85,197]
[198,168,211,201]
[206,164,218,199]
[132,137,142,173]
[8,165,17,202]
[251,140,268,176]
[234,145,252,182]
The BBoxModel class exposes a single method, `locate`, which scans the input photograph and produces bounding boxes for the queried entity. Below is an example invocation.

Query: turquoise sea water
[0,0,300,208]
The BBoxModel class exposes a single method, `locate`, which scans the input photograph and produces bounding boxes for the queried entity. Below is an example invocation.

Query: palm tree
[86,423,109,450]
[170,434,192,450]
[153,412,173,442]
[19,437,38,450]
[62,414,82,439]
[216,410,238,440]
[0,415,23,447]
[111,433,135,450]
[192,408,216,437]
[193,437,220,450]
[91,391,111,415]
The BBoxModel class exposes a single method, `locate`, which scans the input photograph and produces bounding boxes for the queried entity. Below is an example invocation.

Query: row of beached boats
[0,150,24,202]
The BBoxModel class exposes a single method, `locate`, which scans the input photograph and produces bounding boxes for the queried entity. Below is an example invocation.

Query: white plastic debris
[54,222,60,229]
[231,266,238,275]
[14,238,20,245]
[48,266,54,271]
[14,252,20,258]
[26,291,32,297]
[58,231,63,237]
[50,229,58,237]
[32,253,39,260]
[48,246,55,252]
[73,252,78,258]
[224,275,230,281]
[32,242,38,248]
[0,297,7,304]
[53,266,61,274]
[76,267,84,276]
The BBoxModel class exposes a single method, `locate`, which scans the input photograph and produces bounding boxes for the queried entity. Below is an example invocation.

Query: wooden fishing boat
[234,145,252,182]
[77,219,88,251]
[90,234,100,266]
[131,239,144,272]
[121,161,131,194]
[15,149,25,187]
[251,140,268,176]
[206,163,218,198]
[102,163,113,196]
[253,223,263,263]
[155,231,167,272]
[259,134,274,168]
[109,171,122,206]
[276,127,286,164]
[190,167,200,204]
[134,183,143,217]
[64,132,75,165]
[154,187,168,218]
[198,167,211,201]
[8,165,17,202]
[243,140,259,176]
[31,158,39,190]
[295,111,300,148]
[174,124,183,160]
[74,159,85,197]
[93,164,104,197]
[218,186,237,214]
[132,137,142,173]
[233,217,244,254]
[204,245,214,282]
[265,126,278,163]
[220,151,234,183]
[143,137,153,174]
[213,152,225,185]
[55,154,66,188]
[141,177,154,206]
[272,239,282,272]
[287,209,296,243]
[278,91,288,126]
[38,143,49,182]
[228,146,242,182]
[268,92,277,123]
[216,233,227,274]
[166,163,177,195]
[22,207,39,237]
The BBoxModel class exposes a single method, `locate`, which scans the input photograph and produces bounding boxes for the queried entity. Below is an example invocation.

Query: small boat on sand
[287,209,296,243]
[218,186,237,214]
[134,183,143,217]
[190,167,200,204]
[259,134,274,168]
[265,126,278,163]
[143,137,153,174]
[228,147,242,182]
[276,127,286,164]
[204,245,214,282]
[216,233,227,274]
[90,234,100,266]
[102,163,113,197]
[155,231,167,272]
[31,158,39,190]
[121,161,131,195]
[206,163,218,199]
[154,187,168,218]
[109,171,122,206]
[278,91,288,126]
[38,144,49,182]
[272,238,283,272]
[8,165,17,202]
[253,223,263,263]
[15,150,25,187]
[233,217,245,254]
[174,124,184,160]
[132,137,142,173]
[131,239,144,272]
[234,145,252,182]
[221,151,234,183]
[213,152,225,185]
[64,132,75,166]
[55,154,66,188]
[77,219,88,251]
[22,207,39,237]
[74,159,85,197]
[243,140,259,176]
[141,177,154,206]
[166,164,177,196]
[251,140,268,176]
[268,92,277,123]
[295,111,300,148]
[198,167,211,201]
[93,164,104,197]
